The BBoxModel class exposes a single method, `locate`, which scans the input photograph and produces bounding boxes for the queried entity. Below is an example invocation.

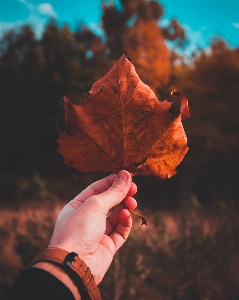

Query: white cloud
[88,22,104,36]
[37,3,58,18]
[184,24,207,45]
[0,0,58,39]
[161,22,209,57]
[232,23,239,29]
[182,24,209,55]
[19,0,33,10]
[159,18,170,27]
[158,19,209,56]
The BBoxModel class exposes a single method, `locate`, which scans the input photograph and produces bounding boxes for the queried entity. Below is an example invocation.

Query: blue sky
[0,0,239,55]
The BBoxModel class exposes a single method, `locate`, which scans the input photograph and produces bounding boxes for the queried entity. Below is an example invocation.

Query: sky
[0,0,239,55]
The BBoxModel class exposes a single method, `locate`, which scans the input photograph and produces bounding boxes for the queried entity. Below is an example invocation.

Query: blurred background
[1,0,239,299]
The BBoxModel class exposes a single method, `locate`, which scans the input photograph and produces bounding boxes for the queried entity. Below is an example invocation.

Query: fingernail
[117,171,129,182]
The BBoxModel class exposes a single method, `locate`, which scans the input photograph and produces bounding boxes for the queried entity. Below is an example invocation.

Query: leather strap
[28,247,102,300]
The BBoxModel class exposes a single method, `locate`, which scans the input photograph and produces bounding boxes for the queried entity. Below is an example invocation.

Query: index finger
[70,173,117,208]
[105,196,137,235]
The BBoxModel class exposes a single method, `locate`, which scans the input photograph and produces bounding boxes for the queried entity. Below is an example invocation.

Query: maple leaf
[56,54,189,180]
[56,55,190,225]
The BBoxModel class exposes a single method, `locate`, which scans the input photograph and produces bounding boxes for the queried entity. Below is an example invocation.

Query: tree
[0,23,108,175]
[172,40,239,202]
[0,26,46,173]
[101,0,185,93]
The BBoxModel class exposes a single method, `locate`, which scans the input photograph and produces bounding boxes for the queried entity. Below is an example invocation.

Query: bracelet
[28,247,102,300]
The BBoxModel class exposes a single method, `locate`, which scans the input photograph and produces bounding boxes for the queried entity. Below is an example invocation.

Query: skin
[33,170,137,299]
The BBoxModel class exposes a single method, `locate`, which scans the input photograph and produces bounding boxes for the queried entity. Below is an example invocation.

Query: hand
[48,170,137,284]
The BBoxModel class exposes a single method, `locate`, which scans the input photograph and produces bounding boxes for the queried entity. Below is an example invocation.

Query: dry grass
[1,200,239,299]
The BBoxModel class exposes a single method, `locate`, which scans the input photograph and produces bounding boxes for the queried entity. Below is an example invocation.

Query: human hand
[48,170,137,284]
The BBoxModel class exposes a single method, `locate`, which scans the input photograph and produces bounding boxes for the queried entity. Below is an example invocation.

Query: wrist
[28,247,102,300]
[32,262,81,300]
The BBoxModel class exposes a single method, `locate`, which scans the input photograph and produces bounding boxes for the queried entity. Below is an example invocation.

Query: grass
[1,197,239,299]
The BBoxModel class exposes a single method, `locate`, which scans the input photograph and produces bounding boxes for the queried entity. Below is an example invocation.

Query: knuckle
[88,183,101,195]
[88,195,102,207]
[110,184,122,195]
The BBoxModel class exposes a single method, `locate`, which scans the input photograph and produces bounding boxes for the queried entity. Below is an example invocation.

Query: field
[1,189,239,300]
[1,1,239,298]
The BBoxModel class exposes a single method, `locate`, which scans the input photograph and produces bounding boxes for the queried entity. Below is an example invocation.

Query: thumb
[97,170,132,213]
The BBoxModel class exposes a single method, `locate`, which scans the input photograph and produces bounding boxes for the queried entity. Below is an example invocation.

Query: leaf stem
[122,201,148,225]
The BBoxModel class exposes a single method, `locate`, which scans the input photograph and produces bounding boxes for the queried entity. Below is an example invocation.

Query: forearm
[2,171,134,300]
[32,262,81,300]
[1,267,76,300]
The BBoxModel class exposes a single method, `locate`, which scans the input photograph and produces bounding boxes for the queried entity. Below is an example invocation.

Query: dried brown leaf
[56,55,189,179]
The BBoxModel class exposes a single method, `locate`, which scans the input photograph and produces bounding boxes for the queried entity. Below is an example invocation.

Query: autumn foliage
[57,55,189,179]
[1,0,239,299]
[0,0,238,208]
[122,19,170,92]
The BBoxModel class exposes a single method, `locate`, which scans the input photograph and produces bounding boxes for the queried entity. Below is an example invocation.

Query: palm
[49,171,137,285]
